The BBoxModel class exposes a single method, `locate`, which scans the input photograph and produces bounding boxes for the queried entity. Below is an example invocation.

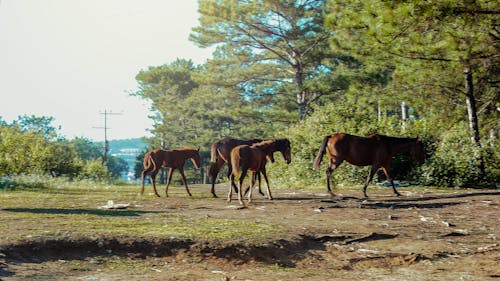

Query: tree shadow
[1,208,168,217]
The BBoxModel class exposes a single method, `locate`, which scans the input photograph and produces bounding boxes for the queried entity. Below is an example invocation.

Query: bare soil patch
[1,185,499,280]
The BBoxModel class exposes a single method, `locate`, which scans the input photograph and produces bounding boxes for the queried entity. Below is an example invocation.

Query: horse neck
[186,150,200,168]
[253,141,276,154]
[387,138,416,155]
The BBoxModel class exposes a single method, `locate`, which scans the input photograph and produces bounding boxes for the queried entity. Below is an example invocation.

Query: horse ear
[197,147,200,152]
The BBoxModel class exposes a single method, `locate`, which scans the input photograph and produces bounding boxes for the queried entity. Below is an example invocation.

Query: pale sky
[0,0,213,141]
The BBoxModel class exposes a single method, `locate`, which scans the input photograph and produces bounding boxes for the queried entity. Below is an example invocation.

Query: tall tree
[326,0,499,175]
[191,0,333,120]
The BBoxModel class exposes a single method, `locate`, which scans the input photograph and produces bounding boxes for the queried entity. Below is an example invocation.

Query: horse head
[410,137,425,164]
[276,138,292,164]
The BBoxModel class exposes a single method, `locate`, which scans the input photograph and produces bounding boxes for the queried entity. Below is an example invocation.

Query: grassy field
[1,177,499,280]
[0,180,284,246]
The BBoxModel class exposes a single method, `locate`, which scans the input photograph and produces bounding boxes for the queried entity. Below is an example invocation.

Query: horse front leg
[178,168,193,197]
[363,166,379,198]
[382,166,401,196]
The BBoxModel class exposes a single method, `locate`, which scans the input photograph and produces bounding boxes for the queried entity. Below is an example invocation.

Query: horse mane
[371,134,417,144]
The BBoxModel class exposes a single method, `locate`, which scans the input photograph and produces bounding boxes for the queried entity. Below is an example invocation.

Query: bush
[78,159,110,181]
[417,124,499,187]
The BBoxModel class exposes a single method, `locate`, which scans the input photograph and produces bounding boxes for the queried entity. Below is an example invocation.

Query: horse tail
[208,142,220,178]
[210,141,219,163]
[313,135,330,170]
[230,148,240,177]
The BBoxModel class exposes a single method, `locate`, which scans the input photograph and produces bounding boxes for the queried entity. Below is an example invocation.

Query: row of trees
[0,115,128,182]
[133,0,498,187]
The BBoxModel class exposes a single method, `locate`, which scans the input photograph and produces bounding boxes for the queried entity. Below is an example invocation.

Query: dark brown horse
[229,139,292,205]
[313,133,424,197]
[208,137,264,197]
[141,148,201,197]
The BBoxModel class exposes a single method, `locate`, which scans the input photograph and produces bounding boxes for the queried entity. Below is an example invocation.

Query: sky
[0,0,213,141]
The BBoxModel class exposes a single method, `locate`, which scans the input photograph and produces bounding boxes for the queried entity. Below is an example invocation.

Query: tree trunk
[296,68,307,120]
[464,67,486,177]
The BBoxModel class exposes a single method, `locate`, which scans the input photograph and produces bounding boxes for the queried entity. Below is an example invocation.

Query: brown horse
[140,148,201,197]
[313,133,424,197]
[229,139,292,205]
[208,137,264,197]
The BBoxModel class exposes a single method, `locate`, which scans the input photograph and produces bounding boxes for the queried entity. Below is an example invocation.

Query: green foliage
[191,0,343,120]
[79,159,110,181]
[417,123,499,187]
[0,117,128,181]
[106,156,129,179]
[0,125,57,175]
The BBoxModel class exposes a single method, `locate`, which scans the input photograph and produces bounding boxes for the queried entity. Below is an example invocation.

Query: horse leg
[165,168,175,197]
[257,172,264,196]
[140,169,148,195]
[209,158,224,198]
[178,168,193,197]
[247,172,254,203]
[382,166,401,196]
[261,167,272,200]
[326,158,343,197]
[362,166,379,198]
[326,167,334,196]
[244,172,255,196]
[227,163,239,194]
[151,171,161,197]
[228,174,235,202]
[238,169,248,205]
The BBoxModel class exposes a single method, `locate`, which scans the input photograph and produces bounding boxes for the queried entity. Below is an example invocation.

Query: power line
[93,110,122,163]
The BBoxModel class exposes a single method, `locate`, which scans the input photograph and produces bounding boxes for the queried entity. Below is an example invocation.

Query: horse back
[328,133,385,166]
[231,144,266,175]
[217,137,262,163]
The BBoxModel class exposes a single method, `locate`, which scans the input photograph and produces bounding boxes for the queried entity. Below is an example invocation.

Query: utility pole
[93,110,122,163]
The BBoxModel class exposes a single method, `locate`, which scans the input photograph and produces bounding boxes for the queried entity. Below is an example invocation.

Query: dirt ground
[1,185,499,281]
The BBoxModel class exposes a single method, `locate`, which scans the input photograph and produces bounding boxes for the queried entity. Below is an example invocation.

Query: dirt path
[1,186,499,280]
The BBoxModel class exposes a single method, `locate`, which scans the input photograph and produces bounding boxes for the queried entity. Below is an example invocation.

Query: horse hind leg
[150,171,161,197]
[381,166,401,196]
[238,169,248,205]
[227,174,235,203]
[227,163,239,194]
[209,158,224,198]
[165,168,175,197]
[256,173,264,196]
[326,158,343,197]
[140,169,148,196]
[362,166,379,198]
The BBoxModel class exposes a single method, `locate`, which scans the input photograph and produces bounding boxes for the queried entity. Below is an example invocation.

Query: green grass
[0,178,284,246]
